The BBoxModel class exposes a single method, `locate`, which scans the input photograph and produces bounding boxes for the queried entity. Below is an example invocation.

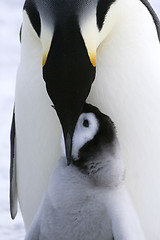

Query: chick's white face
[72,113,99,160]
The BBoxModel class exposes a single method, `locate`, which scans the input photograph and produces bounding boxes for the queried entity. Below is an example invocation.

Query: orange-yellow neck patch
[89,52,96,67]
[42,53,47,66]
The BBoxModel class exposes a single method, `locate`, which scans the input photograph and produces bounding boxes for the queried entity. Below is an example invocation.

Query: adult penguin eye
[83,119,89,128]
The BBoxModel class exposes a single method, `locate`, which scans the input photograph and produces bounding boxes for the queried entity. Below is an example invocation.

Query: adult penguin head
[25,0,117,163]
[42,7,97,163]
[43,18,96,163]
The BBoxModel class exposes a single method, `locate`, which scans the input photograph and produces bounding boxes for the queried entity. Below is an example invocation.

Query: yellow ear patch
[89,52,96,67]
[41,19,53,67]
[42,53,47,66]
[42,48,96,67]
[79,11,98,68]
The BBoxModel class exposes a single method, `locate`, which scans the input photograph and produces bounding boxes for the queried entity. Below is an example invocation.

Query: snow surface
[0,0,25,239]
[0,0,159,239]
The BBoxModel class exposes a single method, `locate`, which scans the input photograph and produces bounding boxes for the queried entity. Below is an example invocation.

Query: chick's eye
[83,119,89,128]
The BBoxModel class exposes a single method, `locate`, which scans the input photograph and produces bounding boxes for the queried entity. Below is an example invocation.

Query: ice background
[0,0,159,239]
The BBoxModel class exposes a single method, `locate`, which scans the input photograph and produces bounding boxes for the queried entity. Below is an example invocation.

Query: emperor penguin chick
[25,104,146,240]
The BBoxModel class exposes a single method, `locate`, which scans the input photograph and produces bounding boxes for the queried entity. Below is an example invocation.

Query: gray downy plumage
[25,104,146,240]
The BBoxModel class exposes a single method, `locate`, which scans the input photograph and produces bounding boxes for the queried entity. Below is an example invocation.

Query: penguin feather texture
[11,0,160,239]
[25,105,145,240]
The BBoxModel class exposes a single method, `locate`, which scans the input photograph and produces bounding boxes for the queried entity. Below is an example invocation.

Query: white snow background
[0,0,159,239]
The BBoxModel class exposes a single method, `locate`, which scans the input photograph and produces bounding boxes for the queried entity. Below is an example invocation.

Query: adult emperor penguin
[10,0,160,239]
[25,104,146,240]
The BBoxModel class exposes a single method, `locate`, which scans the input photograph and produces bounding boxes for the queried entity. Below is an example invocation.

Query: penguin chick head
[71,104,125,187]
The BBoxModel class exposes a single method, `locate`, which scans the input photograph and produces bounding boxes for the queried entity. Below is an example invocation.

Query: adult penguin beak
[54,100,84,165]
[43,22,96,164]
